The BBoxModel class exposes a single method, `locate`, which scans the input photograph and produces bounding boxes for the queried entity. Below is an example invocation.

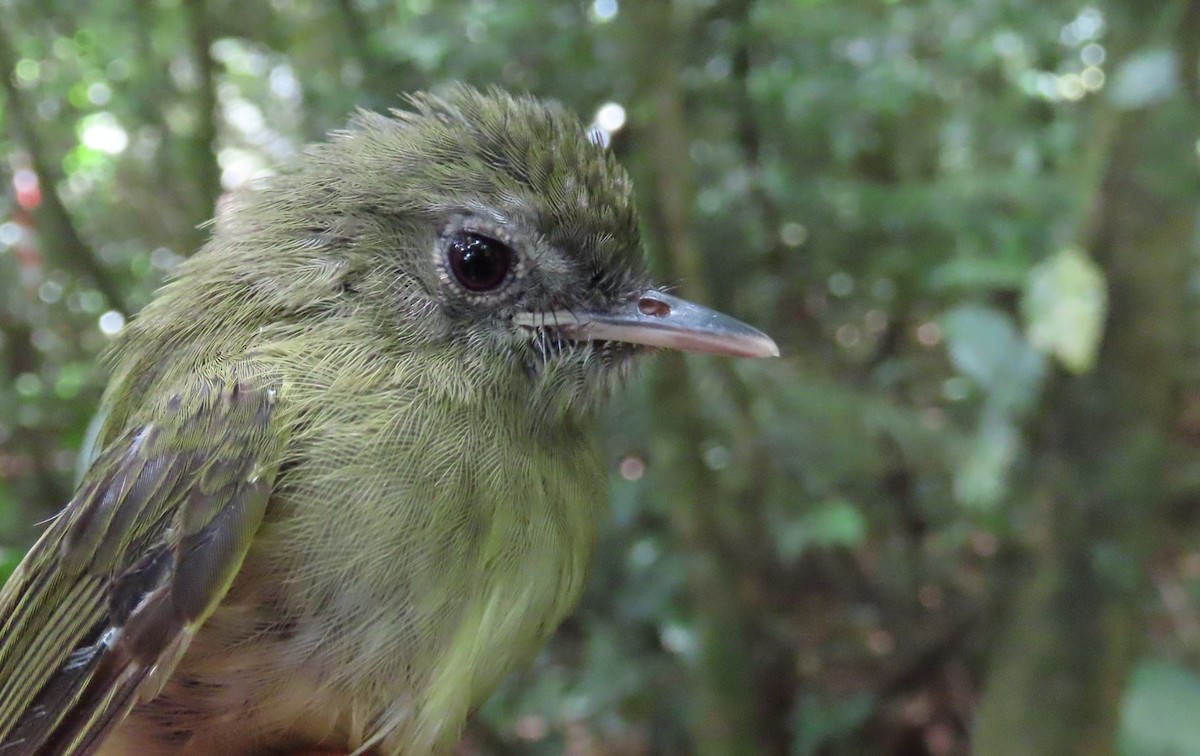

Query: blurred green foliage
[2,0,1200,753]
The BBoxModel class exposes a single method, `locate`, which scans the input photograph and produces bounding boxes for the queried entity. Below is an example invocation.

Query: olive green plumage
[0,86,775,755]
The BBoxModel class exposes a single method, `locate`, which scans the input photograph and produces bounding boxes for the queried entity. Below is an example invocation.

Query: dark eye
[447,232,514,292]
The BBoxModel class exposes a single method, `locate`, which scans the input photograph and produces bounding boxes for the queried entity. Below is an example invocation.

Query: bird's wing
[0,373,284,755]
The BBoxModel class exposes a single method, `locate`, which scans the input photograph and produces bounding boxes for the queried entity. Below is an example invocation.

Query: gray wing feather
[0,376,281,755]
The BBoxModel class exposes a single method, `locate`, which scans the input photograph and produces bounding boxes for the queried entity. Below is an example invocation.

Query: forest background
[1,0,1199,753]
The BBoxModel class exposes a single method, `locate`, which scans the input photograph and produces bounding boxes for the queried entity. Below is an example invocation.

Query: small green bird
[0,87,776,755]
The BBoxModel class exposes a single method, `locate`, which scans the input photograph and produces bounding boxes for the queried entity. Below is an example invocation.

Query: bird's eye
[447,232,514,292]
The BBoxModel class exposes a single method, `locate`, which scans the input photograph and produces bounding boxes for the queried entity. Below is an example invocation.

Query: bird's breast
[128,378,608,753]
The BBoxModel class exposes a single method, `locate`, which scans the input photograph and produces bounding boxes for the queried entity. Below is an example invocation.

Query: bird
[0,86,777,755]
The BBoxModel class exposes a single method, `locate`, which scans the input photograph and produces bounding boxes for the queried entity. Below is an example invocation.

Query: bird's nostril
[638,296,671,318]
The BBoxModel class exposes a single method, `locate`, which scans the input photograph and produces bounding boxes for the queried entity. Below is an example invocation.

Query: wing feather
[0,373,283,755]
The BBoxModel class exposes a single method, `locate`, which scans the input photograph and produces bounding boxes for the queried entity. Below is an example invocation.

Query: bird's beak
[513,290,779,358]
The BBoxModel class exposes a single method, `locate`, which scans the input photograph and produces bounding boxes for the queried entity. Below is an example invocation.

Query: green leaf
[775,499,867,561]
[1022,246,1107,374]
[941,305,1047,415]
[953,410,1018,511]
[1118,659,1200,755]
[790,691,876,756]
[927,256,1028,292]
[1109,49,1178,110]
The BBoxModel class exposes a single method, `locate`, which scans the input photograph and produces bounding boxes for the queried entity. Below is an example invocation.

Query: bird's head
[171,87,776,419]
